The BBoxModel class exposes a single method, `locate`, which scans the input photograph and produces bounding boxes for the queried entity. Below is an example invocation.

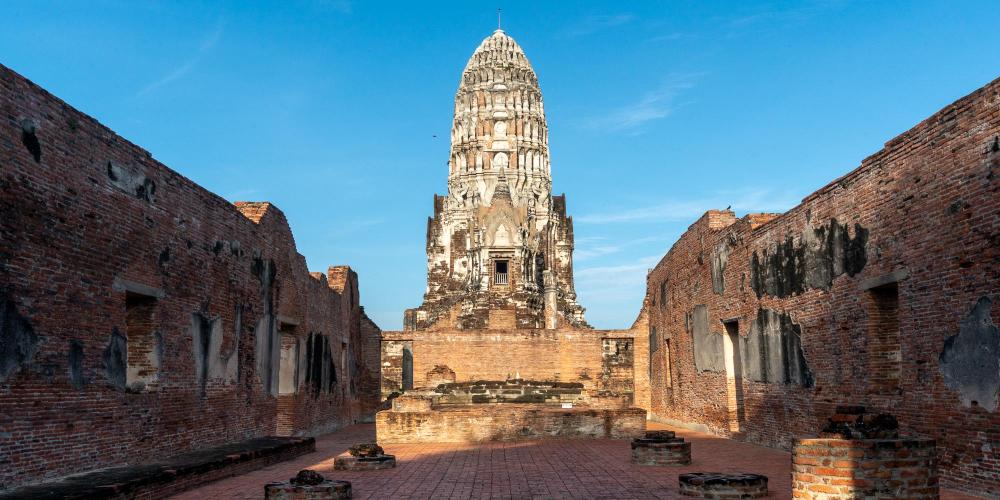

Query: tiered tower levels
[406,30,587,331]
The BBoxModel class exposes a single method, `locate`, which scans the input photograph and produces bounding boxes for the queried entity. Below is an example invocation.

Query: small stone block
[334,454,397,471]
[678,472,768,498]
[631,439,691,466]
[644,430,676,440]
[265,474,351,500]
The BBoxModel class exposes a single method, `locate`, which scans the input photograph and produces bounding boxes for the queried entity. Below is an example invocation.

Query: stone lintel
[277,315,300,327]
[112,277,166,299]
[859,268,909,290]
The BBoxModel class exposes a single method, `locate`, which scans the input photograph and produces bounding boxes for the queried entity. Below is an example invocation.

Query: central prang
[405,29,587,332]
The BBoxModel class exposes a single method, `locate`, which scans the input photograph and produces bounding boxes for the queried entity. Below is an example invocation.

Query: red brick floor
[172,422,983,499]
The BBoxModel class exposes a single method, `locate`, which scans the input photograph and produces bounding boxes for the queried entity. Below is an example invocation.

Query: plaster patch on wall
[20,119,41,163]
[749,218,868,299]
[0,294,38,383]
[711,237,732,294]
[102,329,127,389]
[689,305,724,373]
[252,256,279,395]
[106,161,156,203]
[68,339,86,390]
[939,297,999,412]
[742,309,814,387]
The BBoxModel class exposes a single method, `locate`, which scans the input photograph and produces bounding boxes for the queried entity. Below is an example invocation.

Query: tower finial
[497,8,502,30]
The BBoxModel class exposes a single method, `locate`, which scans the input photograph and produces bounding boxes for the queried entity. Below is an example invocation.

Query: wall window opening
[494,259,509,285]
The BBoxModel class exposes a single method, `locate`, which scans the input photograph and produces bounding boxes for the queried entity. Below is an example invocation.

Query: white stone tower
[405,29,587,331]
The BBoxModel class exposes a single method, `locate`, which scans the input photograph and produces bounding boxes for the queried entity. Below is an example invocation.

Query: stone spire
[406,30,587,332]
[447,29,551,212]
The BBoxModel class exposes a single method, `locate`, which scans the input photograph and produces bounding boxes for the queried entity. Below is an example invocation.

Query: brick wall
[791,438,938,498]
[644,76,999,495]
[381,324,649,410]
[0,64,381,488]
[357,312,383,421]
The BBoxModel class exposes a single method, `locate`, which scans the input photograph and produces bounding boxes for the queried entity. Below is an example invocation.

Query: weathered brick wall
[357,311,383,421]
[381,324,649,409]
[376,405,646,443]
[645,77,999,495]
[0,64,380,488]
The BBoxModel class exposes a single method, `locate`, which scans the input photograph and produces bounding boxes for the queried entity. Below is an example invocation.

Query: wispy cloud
[646,32,695,43]
[562,13,635,37]
[577,188,798,224]
[138,20,225,96]
[226,188,260,201]
[721,0,847,34]
[575,255,661,291]
[575,235,670,261]
[588,73,700,133]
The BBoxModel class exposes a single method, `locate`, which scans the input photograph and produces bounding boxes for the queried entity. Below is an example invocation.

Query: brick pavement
[171,423,983,499]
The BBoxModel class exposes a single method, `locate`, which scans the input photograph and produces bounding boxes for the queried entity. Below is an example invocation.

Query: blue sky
[3,1,997,330]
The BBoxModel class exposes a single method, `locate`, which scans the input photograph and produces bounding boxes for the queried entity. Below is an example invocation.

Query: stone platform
[377,403,646,443]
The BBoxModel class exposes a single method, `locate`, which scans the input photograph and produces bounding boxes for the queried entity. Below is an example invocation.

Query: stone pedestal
[334,443,397,471]
[678,473,768,498]
[334,454,396,471]
[791,406,938,499]
[630,430,691,466]
[264,470,351,499]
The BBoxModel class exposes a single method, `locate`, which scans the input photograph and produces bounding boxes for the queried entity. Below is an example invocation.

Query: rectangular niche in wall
[278,324,299,395]
[125,291,160,391]
[867,283,901,395]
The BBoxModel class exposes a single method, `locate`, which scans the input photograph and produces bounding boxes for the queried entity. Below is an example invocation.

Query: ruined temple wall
[381,326,649,409]
[0,65,380,488]
[272,266,372,437]
[645,77,1000,495]
[358,311,383,420]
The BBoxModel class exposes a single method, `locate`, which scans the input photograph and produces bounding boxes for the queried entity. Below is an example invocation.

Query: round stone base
[678,472,768,498]
[264,479,352,499]
[334,454,397,471]
[631,431,691,466]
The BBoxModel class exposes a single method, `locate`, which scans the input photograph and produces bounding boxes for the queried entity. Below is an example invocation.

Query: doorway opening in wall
[867,283,901,395]
[125,291,160,391]
[494,259,509,286]
[402,345,414,391]
[722,320,745,434]
[663,338,673,388]
[276,322,298,436]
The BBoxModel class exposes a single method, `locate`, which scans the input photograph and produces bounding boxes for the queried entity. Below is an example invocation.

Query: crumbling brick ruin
[644,76,1000,496]
[0,63,382,490]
